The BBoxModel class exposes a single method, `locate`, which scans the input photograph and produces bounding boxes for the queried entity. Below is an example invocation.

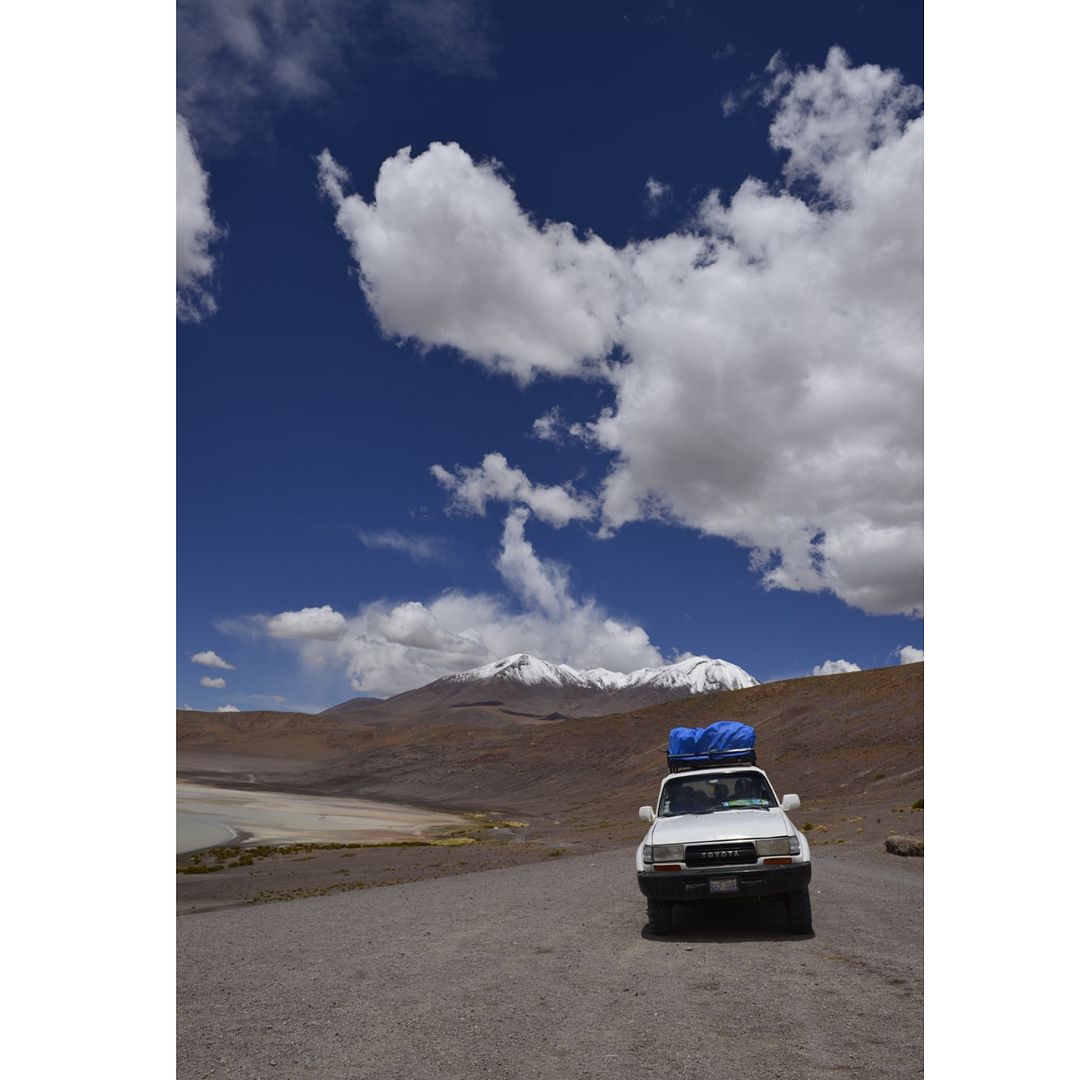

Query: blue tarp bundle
[668,720,756,758]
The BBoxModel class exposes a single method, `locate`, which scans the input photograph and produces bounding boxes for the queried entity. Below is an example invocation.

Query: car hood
[650,809,789,846]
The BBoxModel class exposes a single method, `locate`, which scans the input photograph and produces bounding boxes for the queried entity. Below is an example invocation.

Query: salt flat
[176,782,470,854]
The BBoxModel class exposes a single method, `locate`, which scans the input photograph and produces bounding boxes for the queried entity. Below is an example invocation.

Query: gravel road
[178,844,922,1079]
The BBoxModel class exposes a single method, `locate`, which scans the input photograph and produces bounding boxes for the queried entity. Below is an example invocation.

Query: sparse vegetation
[912,798,923,810]
[178,833,490,872]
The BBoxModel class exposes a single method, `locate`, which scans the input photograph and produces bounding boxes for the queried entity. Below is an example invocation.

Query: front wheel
[647,898,674,935]
[785,887,813,934]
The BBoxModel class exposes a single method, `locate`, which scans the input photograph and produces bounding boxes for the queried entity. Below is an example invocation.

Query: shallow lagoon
[176,782,468,855]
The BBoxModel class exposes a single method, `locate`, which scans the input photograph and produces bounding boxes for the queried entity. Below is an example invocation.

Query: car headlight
[650,844,685,863]
[756,836,800,857]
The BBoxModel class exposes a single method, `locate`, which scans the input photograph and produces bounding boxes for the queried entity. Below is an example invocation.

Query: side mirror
[638,805,656,823]
[781,794,801,812]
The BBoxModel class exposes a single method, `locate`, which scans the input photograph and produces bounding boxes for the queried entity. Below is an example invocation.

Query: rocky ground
[178,842,923,1080]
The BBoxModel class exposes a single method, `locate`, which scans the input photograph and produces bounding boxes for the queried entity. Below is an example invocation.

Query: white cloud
[811,659,862,676]
[431,452,594,527]
[531,407,594,445]
[266,605,347,641]
[282,510,663,696]
[532,407,563,443]
[358,528,445,561]
[176,115,222,322]
[495,508,572,617]
[644,177,669,201]
[200,675,227,689]
[319,143,625,384]
[720,91,744,117]
[896,645,924,664]
[216,704,240,713]
[191,649,236,670]
[320,48,923,617]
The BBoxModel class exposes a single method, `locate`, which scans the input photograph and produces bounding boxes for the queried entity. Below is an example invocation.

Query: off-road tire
[785,887,813,934]
[647,898,674,935]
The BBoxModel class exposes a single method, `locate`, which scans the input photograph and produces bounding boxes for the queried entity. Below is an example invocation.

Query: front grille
[684,841,757,867]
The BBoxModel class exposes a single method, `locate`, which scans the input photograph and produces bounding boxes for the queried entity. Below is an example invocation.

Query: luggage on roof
[666,720,756,771]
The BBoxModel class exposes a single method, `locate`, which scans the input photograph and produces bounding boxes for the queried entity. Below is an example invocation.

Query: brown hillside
[177,709,382,760]
[180,665,921,833]
[305,663,922,815]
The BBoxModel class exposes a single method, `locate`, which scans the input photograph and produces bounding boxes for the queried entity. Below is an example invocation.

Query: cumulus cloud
[281,510,663,696]
[266,605,348,641]
[216,704,240,713]
[200,675,227,689]
[318,143,625,383]
[177,116,222,322]
[320,48,923,616]
[358,528,445,561]
[811,659,862,676]
[896,645,924,664]
[431,452,594,527]
[191,649,236,670]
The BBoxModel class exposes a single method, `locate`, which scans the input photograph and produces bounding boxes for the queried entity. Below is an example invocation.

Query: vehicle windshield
[658,771,778,816]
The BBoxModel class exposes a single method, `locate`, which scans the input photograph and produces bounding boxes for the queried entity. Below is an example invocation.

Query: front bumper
[637,862,811,901]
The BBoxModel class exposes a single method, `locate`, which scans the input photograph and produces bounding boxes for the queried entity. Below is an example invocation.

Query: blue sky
[177,0,923,711]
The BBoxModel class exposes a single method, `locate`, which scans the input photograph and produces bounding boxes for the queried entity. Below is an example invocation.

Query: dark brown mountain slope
[304,663,922,815]
[179,663,922,825]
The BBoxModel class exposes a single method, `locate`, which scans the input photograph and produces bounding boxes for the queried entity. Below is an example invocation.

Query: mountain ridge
[320,651,758,727]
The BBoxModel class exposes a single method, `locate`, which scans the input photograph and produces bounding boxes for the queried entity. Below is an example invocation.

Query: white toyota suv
[636,763,812,935]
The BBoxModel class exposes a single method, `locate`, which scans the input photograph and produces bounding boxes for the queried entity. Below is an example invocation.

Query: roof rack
[666,747,757,773]
[666,720,757,773]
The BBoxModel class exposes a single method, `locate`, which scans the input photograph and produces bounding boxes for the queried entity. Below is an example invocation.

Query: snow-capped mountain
[442,653,757,694]
[324,652,757,728]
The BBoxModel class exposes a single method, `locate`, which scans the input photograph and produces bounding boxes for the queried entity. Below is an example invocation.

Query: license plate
[709,878,738,895]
